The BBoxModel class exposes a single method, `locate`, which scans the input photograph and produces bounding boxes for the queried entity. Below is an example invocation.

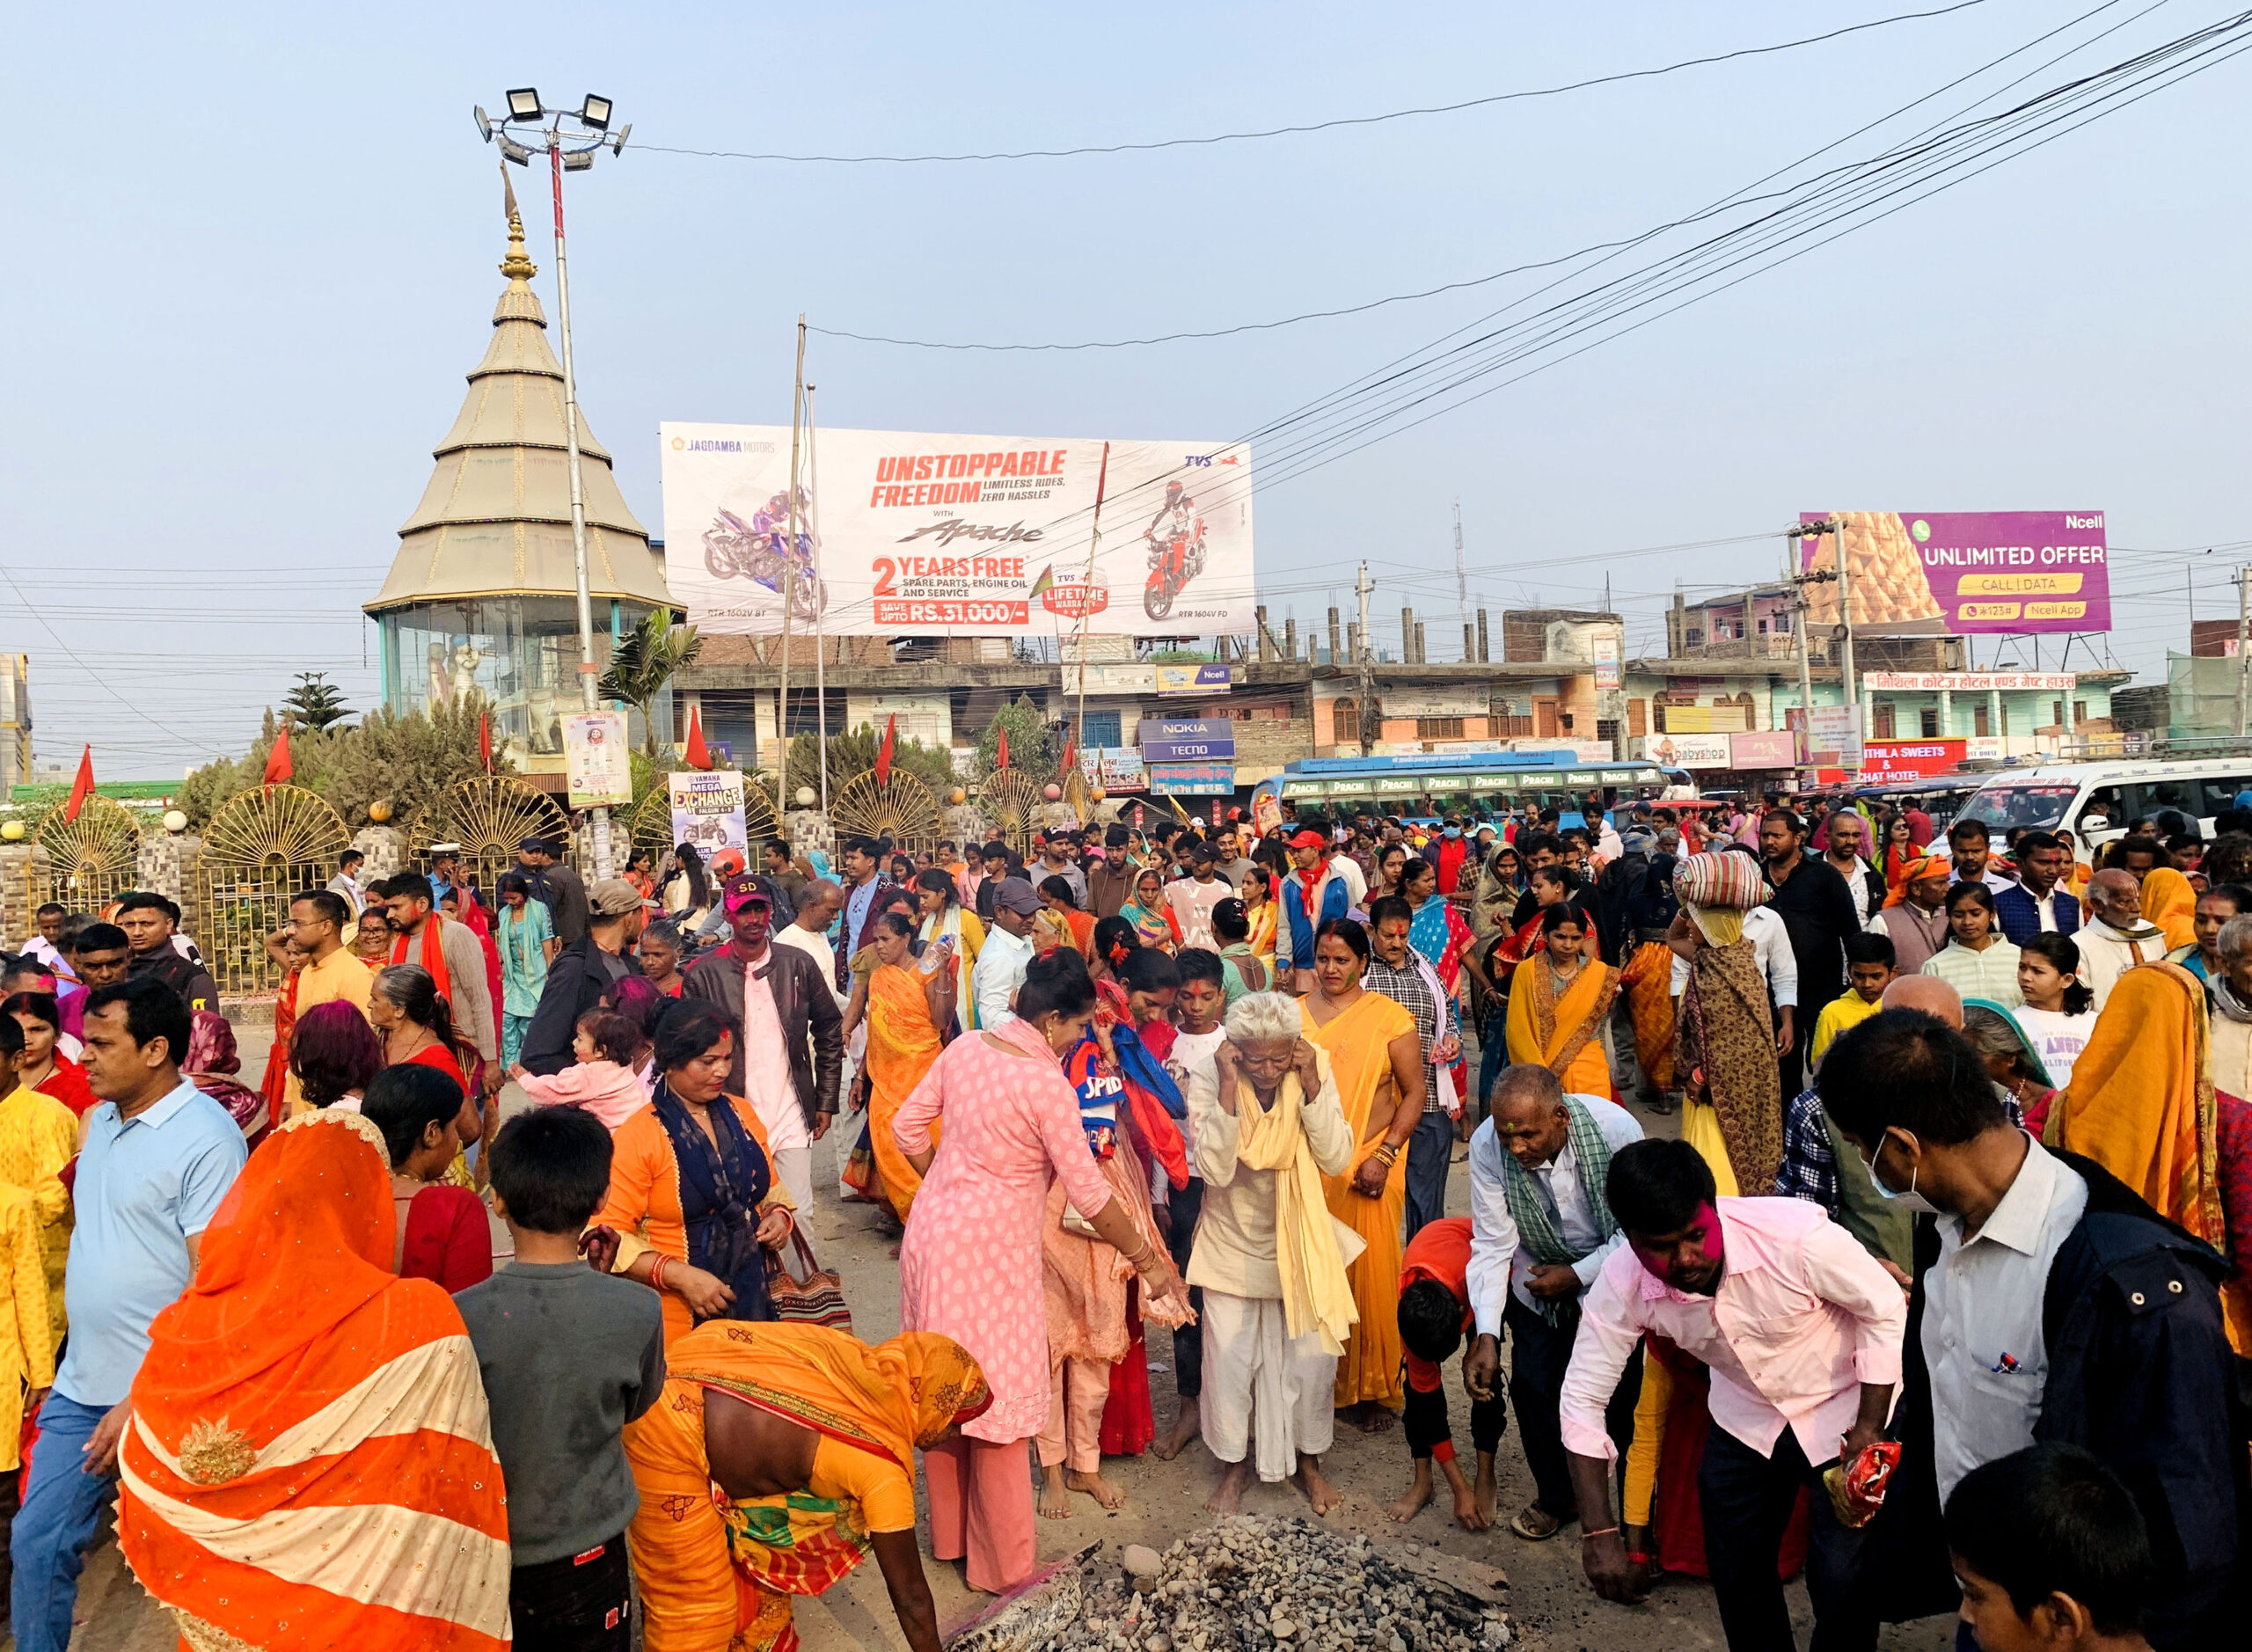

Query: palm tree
[598,609,706,756]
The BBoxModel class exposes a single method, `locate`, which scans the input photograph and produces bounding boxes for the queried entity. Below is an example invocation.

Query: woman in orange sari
[2045,961,2249,1349]
[118,1108,510,1652]
[2140,866,2200,953]
[1504,904,1621,1099]
[1299,917,1423,1429]
[625,1320,990,1652]
[848,912,954,1221]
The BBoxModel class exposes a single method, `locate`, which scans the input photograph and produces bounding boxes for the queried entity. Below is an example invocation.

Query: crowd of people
[0,787,2244,1652]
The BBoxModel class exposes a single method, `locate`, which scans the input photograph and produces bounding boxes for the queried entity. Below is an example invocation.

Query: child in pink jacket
[508,1010,649,1130]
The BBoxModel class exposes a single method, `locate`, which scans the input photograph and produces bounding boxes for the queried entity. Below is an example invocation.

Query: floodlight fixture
[496,135,534,166]
[580,94,611,130]
[473,105,493,142]
[609,123,631,154]
[563,149,595,172]
[506,87,543,121]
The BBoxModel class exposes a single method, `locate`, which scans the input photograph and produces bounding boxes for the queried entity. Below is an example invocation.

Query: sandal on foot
[1509,1504,1568,1541]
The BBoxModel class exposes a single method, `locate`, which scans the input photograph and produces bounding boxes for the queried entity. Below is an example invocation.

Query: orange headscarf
[1881,853,1952,909]
[2044,961,2225,1247]
[120,1110,510,1652]
[2139,866,2199,952]
[666,1320,990,1482]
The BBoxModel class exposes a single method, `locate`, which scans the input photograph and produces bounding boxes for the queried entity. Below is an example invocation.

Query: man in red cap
[1276,818,1366,993]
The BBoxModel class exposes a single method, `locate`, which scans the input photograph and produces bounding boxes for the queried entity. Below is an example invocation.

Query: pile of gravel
[1042,1516,1510,1652]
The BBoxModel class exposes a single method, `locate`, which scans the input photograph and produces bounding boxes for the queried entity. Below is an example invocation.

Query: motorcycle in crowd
[702,489,826,624]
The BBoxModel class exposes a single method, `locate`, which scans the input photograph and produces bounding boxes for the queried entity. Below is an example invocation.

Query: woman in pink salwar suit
[896,954,1188,1594]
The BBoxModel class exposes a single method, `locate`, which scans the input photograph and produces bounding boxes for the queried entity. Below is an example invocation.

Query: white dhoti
[1201,1290,1337,1483]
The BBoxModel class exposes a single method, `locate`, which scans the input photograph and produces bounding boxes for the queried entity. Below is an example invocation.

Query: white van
[1956,757,2252,851]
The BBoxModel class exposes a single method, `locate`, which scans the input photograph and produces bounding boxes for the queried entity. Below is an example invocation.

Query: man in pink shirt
[1560,1137,1905,1651]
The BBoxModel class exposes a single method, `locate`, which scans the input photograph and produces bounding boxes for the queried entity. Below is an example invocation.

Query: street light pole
[479,90,629,876]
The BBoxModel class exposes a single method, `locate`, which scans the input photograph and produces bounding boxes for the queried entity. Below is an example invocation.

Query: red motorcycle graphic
[1143,482,1207,622]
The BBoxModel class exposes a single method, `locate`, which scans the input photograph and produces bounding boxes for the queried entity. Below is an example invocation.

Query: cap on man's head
[428,841,463,859]
[1288,829,1327,851]
[517,836,549,853]
[723,873,781,913]
[589,878,644,918]
[991,877,1042,916]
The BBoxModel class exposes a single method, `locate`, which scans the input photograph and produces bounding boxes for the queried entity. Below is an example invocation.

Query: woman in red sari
[3,990,99,1119]
[370,962,490,1185]
[258,932,307,1129]
[360,1063,494,1291]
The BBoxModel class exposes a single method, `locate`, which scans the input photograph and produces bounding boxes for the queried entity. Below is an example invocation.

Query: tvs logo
[1042,574,1109,618]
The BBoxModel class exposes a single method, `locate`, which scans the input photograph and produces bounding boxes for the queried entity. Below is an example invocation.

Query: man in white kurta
[1186,998,1356,1514]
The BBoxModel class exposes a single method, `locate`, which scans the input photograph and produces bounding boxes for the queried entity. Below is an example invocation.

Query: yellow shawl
[1229,1053,1363,1354]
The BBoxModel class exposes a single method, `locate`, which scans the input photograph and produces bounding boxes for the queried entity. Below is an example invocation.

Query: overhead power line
[643,2,1994,165]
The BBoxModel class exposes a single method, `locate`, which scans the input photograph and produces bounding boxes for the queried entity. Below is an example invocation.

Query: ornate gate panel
[408,776,571,902]
[196,786,353,996]
[977,771,1047,861]
[28,796,142,916]
[829,771,941,855]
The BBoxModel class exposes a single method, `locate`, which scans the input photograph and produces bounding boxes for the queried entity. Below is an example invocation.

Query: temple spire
[499,163,537,283]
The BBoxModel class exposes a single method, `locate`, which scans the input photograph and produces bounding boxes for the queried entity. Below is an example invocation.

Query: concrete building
[363,184,673,782]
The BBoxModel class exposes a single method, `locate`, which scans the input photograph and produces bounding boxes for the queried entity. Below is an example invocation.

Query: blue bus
[1249,751,1677,829]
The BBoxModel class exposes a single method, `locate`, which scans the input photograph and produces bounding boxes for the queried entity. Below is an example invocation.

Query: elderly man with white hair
[2207,914,2252,1097]
[1185,990,1359,1517]
[2075,868,2168,1010]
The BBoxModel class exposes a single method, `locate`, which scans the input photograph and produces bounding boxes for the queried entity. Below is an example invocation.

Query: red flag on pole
[684,704,712,771]
[262,722,294,786]
[1059,733,1076,777]
[996,728,1010,771]
[63,745,94,823]
[479,711,493,773]
[874,714,896,787]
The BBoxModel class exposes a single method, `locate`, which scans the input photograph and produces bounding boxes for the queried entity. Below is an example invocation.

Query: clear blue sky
[8,1,2248,775]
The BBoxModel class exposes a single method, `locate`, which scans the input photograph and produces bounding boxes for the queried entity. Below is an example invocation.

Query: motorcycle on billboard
[1143,481,1208,622]
[701,487,826,625]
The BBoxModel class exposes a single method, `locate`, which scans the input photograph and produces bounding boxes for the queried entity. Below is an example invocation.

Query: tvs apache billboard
[661,423,1254,637]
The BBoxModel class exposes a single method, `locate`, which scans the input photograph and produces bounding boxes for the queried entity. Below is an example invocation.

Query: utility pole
[1356,561,1375,757]
[1833,520,1858,742]
[1453,501,1468,662]
[1075,443,1111,757]
[780,317,805,798]
[2236,565,2250,738]
[806,383,830,818]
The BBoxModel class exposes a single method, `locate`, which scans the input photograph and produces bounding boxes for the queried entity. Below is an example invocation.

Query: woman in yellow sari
[625,1319,991,1652]
[848,912,954,1222]
[1503,903,1620,1099]
[2140,866,2199,952]
[1239,867,1279,969]
[2045,960,2248,1349]
[1298,917,1423,1429]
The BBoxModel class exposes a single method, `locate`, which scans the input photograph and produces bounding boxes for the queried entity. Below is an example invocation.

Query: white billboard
[661,423,1254,637]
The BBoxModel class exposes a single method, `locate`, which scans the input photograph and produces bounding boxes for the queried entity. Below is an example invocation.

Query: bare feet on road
[1152,1398,1200,1462]
[1205,1458,1252,1515]
[1297,1458,1345,1516]
[1066,1468,1127,1509]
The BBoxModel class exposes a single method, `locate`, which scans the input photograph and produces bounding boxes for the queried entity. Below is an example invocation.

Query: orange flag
[479,711,493,772]
[875,713,896,787]
[63,745,94,822]
[262,722,294,786]
[684,703,711,771]
[997,728,1010,771]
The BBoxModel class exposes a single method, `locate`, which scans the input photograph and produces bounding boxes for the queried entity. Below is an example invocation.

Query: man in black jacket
[1760,807,1861,1098]
[115,891,218,1014]
[516,878,647,1076]
[684,873,844,1211]
[1819,1009,2245,1649]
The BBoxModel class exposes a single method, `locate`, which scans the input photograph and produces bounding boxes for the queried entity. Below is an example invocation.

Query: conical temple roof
[367,179,671,611]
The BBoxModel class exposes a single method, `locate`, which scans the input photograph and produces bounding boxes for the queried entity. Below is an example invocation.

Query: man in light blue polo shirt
[11,976,245,1652]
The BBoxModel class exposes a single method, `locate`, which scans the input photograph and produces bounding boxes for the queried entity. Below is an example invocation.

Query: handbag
[766,1228,852,1333]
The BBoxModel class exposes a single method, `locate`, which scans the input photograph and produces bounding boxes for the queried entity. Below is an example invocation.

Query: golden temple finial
[499,160,537,282]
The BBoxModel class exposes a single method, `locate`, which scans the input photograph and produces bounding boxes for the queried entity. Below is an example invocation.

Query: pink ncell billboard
[1798,511,2108,635]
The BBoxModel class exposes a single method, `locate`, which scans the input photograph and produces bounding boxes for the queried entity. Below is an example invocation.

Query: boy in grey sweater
[457,1108,665,1651]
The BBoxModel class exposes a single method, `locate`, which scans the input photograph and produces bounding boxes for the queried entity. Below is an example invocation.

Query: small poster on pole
[669,771,749,858]
[563,713,632,807]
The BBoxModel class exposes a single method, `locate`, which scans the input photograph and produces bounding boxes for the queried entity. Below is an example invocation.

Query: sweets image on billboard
[662,424,1254,637]
[1798,511,2109,635]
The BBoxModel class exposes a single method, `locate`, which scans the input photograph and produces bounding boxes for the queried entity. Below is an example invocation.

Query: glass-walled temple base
[376,596,668,771]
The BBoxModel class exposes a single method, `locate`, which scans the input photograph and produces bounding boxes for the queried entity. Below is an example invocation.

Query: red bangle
[650,1256,669,1292]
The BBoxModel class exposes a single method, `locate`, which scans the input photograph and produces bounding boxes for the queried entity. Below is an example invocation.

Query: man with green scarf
[1461,1064,1644,1541]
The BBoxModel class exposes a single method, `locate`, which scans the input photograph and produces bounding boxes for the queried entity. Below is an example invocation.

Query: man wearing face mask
[1421,815,1473,900]
[1818,1010,2241,1651]
[1557,1137,1905,1648]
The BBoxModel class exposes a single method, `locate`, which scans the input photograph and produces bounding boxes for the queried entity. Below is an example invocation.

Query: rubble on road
[947,1516,1510,1652]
